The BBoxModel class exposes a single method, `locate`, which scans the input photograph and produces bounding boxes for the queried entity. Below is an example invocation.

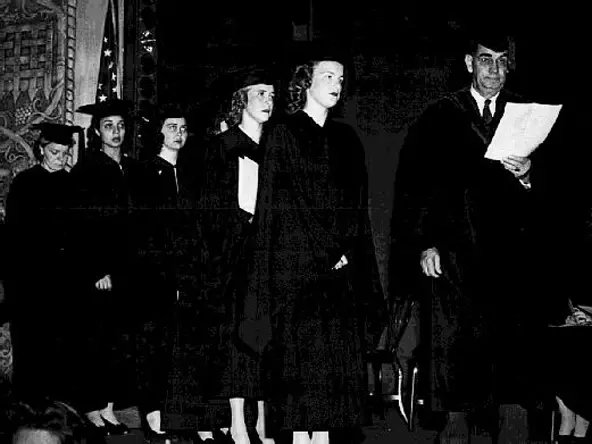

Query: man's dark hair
[467,34,509,55]
[465,24,511,55]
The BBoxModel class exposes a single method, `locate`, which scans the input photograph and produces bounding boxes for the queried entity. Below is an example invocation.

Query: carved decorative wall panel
[125,0,156,159]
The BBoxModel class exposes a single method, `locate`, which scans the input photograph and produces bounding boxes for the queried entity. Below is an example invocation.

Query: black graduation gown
[132,156,181,312]
[4,165,75,400]
[127,155,182,415]
[172,126,264,429]
[239,112,386,431]
[392,88,540,413]
[68,150,141,413]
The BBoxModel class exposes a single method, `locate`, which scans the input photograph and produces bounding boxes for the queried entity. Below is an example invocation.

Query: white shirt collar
[470,86,500,117]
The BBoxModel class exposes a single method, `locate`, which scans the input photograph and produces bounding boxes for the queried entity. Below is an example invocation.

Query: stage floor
[109,405,554,444]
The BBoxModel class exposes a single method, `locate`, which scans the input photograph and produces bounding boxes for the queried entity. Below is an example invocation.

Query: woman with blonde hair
[181,66,277,444]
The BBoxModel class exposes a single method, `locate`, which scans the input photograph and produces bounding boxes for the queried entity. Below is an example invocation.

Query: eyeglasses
[476,56,509,69]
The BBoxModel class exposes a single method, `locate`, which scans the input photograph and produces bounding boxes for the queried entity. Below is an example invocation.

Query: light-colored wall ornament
[0,0,77,181]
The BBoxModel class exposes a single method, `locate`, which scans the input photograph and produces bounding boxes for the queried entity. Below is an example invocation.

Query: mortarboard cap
[157,102,187,123]
[230,65,276,94]
[76,98,134,120]
[465,23,511,54]
[32,122,84,146]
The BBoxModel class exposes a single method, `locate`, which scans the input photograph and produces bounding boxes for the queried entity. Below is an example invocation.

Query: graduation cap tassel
[75,126,86,165]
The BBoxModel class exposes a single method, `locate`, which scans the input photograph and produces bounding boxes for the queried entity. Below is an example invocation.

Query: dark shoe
[145,428,175,443]
[89,422,110,437]
[557,436,573,444]
[190,434,217,444]
[100,415,130,435]
[247,428,263,444]
[213,430,234,443]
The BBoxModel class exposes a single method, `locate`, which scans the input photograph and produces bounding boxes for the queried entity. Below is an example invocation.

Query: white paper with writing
[484,102,563,160]
[238,156,259,215]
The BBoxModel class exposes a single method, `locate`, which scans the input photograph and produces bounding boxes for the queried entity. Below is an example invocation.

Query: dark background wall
[155,1,586,296]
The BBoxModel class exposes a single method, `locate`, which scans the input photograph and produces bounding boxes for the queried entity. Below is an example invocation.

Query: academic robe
[68,150,142,413]
[69,151,141,288]
[126,155,184,416]
[392,88,541,413]
[173,125,264,429]
[239,111,387,431]
[5,165,75,400]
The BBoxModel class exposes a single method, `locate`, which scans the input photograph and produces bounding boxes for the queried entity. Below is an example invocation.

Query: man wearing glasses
[392,31,537,443]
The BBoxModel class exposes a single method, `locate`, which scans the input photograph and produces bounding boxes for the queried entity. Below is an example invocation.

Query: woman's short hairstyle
[285,62,316,115]
[285,50,350,115]
[153,103,187,148]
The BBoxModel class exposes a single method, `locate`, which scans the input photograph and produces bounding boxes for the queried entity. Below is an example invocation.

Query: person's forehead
[99,114,125,123]
[314,61,344,75]
[247,83,275,93]
[45,142,70,151]
[163,117,187,125]
[476,44,508,57]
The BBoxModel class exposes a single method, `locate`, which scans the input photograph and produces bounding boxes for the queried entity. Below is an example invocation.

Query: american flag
[96,0,119,102]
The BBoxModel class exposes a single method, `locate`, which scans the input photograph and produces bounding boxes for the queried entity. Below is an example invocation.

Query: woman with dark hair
[129,104,191,440]
[67,99,140,436]
[238,49,386,444]
[5,123,83,404]
[184,66,276,444]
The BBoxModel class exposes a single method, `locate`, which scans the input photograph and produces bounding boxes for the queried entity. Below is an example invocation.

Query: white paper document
[238,156,259,215]
[484,102,563,160]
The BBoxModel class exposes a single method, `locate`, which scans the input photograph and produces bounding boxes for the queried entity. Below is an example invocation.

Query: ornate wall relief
[125,0,157,159]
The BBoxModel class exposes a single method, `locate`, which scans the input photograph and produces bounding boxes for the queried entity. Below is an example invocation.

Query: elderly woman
[5,123,82,403]
[238,48,387,444]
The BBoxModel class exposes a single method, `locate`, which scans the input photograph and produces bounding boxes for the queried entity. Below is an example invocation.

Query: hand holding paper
[484,102,563,160]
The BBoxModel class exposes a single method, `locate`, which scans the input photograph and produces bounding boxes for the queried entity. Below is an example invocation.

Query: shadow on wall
[351,53,453,299]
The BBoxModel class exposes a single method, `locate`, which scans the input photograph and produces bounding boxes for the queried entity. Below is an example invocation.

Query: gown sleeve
[4,173,34,276]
